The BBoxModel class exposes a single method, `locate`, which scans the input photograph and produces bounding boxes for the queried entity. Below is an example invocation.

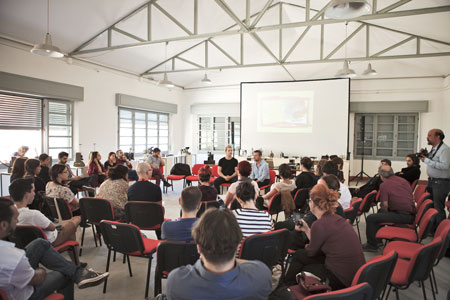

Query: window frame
[197,115,240,153]
[44,99,74,160]
[353,113,419,161]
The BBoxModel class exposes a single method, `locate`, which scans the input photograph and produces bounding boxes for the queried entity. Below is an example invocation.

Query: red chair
[344,199,363,241]
[378,198,433,229]
[100,220,162,298]
[266,193,283,222]
[376,208,438,243]
[414,184,427,202]
[209,164,219,184]
[351,251,398,300]
[410,179,419,191]
[289,282,373,300]
[150,165,165,190]
[125,201,166,240]
[0,288,64,300]
[384,237,442,300]
[185,164,205,185]
[259,169,276,192]
[416,192,431,209]
[293,188,310,213]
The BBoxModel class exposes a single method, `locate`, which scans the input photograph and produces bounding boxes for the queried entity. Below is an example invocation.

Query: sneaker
[163,181,172,187]
[362,243,379,253]
[77,268,109,289]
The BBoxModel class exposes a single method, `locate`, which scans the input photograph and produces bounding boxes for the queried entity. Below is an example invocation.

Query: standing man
[249,150,270,188]
[116,149,138,181]
[146,148,172,187]
[213,145,238,193]
[420,129,450,226]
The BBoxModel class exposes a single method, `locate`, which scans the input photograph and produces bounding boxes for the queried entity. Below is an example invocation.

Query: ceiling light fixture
[201,73,212,84]
[31,0,64,58]
[325,0,371,20]
[362,62,377,76]
[159,42,175,88]
[336,22,356,78]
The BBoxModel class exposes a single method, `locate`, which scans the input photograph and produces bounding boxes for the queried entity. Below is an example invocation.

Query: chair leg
[103,248,111,294]
[123,253,126,264]
[356,219,361,242]
[126,255,133,277]
[92,224,98,247]
[421,281,428,300]
[395,286,400,300]
[145,255,152,299]
[429,277,436,300]
[79,226,86,256]
[431,268,438,294]
[154,269,160,297]
[385,284,392,300]
[113,251,116,262]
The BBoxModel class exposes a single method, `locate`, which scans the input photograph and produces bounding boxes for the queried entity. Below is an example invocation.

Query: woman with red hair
[224,161,259,207]
[198,165,218,202]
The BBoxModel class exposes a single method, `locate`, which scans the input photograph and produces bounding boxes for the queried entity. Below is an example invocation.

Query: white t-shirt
[0,240,34,300]
[227,179,260,195]
[339,182,352,210]
[18,207,57,243]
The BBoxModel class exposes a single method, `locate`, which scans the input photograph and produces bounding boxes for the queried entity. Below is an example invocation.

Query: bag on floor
[296,272,331,295]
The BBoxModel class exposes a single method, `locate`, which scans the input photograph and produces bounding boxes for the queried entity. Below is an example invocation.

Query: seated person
[295,157,318,190]
[0,197,108,300]
[363,165,416,252]
[127,163,162,203]
[285,184,365,290]
[314,159,328,178]
[166,208,272,300]
[10,178,82,264]
[395,153,421,185]
[10,157,27,182]
[260,163,296,208]
[12,145,29,158]
[198,165,218,202]
[249,150,270,188]
[161,186,202,242]
[146,148,171,187]
[58,151,91,193]
[38,153,51,184]
[322,161,352,209]
[213,145,238,193]
[46,164,80,211]
[116,149,138,181]
[103,152,117,172]
[351,159,391,199]
[97,165,129,221]
[88,151,106,186]
[24,159,46,207]
[224,161,259,207]
[232,181,271,243]
[331,156,345,183]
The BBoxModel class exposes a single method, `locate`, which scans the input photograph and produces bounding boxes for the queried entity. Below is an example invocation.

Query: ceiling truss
[69,0,450,79]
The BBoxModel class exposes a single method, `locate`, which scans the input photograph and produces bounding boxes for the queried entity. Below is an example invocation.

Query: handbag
[296,272,331,295]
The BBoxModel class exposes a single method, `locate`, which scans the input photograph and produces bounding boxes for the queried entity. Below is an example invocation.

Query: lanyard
[429,142,443,160]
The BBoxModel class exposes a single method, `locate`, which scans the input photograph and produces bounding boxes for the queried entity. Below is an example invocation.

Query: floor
[72,180,450,300]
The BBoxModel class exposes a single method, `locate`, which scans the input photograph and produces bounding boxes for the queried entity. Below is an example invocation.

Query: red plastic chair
[410,179,419,191]
[413,184,427,203]
[416,192,431,209]
[378,198,433,229]
[290,282,373,300]
[265,193,283,222]
[259,169,276,192]
[0,288,64,300]
[185,164,205,185]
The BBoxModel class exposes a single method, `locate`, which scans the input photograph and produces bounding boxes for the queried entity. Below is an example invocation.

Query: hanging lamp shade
[336,60,357,78]
[31,33,64,58]
[159,73,175,88]
[362,63,377,76]
[325,0,371,19]
[201,74,212,84]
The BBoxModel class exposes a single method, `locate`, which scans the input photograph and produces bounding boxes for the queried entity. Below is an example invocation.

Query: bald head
[136,163,152,180]
[378,165,394,180]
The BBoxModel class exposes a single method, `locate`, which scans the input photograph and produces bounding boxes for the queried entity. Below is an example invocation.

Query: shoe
[163,182,172,187]
[362,243,379,252]
[77,268,109,289]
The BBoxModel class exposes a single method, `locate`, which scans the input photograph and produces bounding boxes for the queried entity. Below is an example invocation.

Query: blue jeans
[427,178,450,227]
[26,238,83,300]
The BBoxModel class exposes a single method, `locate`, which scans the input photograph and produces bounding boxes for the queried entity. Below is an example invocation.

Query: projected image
[256,91,314,133]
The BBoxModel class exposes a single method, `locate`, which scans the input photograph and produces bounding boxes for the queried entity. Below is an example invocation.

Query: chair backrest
[10,225,46,249]
[413,185,427,202]
[352,251,398,300]
[407,237,442,283]
[196,201,220,218]
[413,199,433,226]
[79,197,115,225]
[239,229,289,269]
[211,165,219,178]
[293,188,310,212]
[99,220,145,255]
[192,164,205,175]
[344,200,362,225]
[304,282,372,300]
[416,192,431,208]
[43,196,73,221]
[417,208,438,241]
[155,241,199,275]
[125,201,164,230]
[433,219,450,261]
[358,190,377,215]
[269,169,276,185]
[410,179,419,191]
[267,193,282,215]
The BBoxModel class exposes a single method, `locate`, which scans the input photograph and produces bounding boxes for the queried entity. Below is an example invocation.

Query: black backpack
[170,163,191,176]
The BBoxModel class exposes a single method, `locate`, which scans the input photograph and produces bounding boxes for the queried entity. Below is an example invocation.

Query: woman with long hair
[24,158,46,207]
[46,164,79,211]
[395,153,421,184]
[97,165,129,220]
[10,157,27,182]
[104,152,117,172]
[88,151,106,186]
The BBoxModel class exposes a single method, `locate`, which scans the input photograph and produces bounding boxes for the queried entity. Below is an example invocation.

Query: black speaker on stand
[352,116,371,186]
[231,122,235,155]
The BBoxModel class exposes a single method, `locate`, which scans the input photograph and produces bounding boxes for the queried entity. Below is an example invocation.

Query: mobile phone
[293,211,303,226]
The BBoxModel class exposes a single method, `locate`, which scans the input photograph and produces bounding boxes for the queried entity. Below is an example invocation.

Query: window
[46,100,73,159]
[118,107,169,157]
[354,113,418,160]
[198,116,240,152]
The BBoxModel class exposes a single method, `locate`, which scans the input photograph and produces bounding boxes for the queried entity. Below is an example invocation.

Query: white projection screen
[240,78,350,157]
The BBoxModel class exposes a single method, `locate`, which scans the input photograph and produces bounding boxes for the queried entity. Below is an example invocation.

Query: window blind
[0,93,42,129]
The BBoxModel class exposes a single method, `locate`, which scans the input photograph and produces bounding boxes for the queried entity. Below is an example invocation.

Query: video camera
[415,148,429,159]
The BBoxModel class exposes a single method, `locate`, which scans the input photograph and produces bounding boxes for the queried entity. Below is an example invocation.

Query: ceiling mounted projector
[325,0,371,20]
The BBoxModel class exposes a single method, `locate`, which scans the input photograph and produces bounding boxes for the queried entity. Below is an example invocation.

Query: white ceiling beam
[371,36,415,57]
[152,2,193,35]
[250,0,274,28]
[377,0,412,14]
[214,0,248,31]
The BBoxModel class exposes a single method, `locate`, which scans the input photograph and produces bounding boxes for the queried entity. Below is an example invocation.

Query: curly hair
[309,183,340,213]
[237,161,252,177]
[198,165,212,182]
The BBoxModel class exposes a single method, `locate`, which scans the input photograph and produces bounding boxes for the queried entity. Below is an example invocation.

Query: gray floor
[73,180,450,300]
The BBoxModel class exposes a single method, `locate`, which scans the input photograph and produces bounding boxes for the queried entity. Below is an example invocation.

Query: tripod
[352,116,371,186]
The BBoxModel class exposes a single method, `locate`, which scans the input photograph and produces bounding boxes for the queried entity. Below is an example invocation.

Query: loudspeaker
[360,116,366,142]
[231,122,235,145]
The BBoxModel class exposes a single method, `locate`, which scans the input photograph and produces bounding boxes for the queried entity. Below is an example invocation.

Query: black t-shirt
[218,157,238,176]
[395,166,421,185]
[295,172,318,189]
[127,180,162,202]
[104,161,117,171]
[38,166,51,184]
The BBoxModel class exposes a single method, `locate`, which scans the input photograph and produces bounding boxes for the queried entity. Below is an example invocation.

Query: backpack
[170,163,191,176]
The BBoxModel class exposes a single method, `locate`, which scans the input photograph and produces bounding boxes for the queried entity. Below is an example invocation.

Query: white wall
[0,44,187,161]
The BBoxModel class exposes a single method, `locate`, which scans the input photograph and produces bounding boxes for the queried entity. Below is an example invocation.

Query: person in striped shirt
[232,181,272,252]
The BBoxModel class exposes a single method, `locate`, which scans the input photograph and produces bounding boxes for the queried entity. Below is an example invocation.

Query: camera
[415,148,429,158]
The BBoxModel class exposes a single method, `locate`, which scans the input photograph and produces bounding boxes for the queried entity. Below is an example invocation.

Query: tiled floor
[73,180,450,300]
